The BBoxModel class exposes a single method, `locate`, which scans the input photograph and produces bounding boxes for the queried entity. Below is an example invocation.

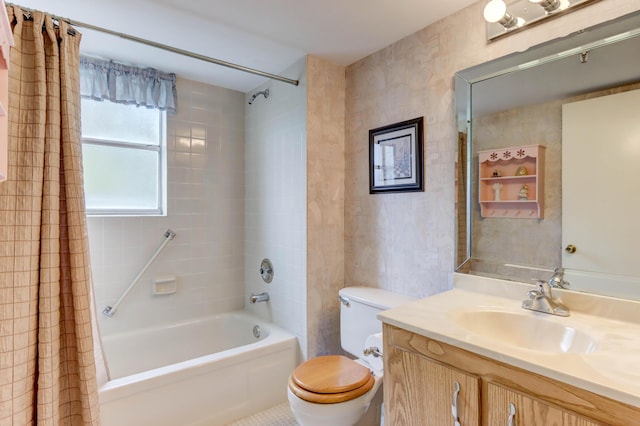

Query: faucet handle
[549,267,570,289]
[530,278,546,290]
[527,280,546,299]
[527,289,542,300]
[550,277,570,289]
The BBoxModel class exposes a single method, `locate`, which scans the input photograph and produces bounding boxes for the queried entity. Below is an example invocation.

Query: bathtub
[98,311,298,426]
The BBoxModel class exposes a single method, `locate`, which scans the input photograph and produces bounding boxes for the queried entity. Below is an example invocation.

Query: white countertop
[378,273,640,409]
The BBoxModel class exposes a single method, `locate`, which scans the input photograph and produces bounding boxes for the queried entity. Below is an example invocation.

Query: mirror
[455,10,640,300]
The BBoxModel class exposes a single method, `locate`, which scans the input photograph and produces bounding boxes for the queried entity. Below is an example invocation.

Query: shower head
[248,89,269,105]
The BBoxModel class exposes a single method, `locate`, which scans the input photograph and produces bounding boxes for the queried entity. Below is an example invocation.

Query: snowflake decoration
[490,152,498,160]
[516,149,526,157]
[502,150,512,159]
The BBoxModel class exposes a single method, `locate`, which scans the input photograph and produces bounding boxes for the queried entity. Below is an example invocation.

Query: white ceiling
[13,0,477,93]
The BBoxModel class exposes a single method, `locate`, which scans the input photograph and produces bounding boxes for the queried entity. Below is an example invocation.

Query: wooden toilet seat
[288,355,375,404]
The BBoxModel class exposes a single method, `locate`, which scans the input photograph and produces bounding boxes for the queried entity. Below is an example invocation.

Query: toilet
[287,286,415,426]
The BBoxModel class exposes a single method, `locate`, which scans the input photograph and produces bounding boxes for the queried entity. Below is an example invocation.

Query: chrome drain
[253,325,261,339]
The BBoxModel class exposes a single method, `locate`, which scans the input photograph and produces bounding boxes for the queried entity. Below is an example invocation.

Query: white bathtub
[98,311,298,426]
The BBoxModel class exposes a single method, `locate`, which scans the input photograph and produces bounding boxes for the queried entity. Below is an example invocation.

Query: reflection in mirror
[454,10,640,301]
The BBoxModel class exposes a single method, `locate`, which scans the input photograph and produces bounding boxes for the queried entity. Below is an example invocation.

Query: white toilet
[287,286,415,426]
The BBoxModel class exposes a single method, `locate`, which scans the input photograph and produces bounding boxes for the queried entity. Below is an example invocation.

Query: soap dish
[153,276,177,296]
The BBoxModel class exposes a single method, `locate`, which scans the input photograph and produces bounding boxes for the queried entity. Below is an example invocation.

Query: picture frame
[369,117,424,194]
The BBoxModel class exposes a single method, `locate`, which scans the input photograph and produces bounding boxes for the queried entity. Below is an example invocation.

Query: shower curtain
[0,7,100,425]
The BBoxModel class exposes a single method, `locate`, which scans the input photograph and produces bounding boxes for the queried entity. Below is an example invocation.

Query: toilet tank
[339,286,415,358]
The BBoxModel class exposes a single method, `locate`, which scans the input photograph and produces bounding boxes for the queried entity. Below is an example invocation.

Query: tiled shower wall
[89,77,246,337]
[244,58,308,360]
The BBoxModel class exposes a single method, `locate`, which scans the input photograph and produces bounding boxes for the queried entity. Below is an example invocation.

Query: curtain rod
[10,4,300,87]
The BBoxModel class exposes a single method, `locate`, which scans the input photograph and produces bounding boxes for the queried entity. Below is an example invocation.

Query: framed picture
[369,117,424,194]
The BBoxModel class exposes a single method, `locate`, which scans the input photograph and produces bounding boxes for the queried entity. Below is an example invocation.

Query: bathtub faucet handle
[259,258,274,283]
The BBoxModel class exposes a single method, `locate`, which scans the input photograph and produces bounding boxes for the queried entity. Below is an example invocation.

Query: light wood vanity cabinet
[386,346,480,425]
[485,382,600,426]
[384,324,639,426]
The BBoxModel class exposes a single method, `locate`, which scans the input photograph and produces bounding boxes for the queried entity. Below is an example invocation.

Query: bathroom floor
[226,402,385,426]
[226,402,298,426]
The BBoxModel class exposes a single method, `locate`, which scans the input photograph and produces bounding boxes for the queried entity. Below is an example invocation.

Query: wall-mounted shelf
[478,144,545,219]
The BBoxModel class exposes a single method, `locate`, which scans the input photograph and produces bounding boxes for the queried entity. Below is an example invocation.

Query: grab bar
[102,229,176,318]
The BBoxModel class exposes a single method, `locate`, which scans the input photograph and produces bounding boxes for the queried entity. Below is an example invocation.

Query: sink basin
[454,310,598,354]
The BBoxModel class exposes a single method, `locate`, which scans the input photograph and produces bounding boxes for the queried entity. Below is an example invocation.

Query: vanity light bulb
[528,0,543,3]
[483,0,507,23]
[559,0,570,9]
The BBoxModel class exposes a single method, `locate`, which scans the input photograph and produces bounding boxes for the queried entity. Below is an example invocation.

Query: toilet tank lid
[339,286,416,310]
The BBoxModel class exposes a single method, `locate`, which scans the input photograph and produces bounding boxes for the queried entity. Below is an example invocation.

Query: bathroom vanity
[379,275,640,426]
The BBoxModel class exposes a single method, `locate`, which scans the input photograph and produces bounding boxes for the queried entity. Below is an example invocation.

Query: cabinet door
[485,382,602,426]
[386,348,480,426]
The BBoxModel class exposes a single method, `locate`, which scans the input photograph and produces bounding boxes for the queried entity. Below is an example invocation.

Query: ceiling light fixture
[484,0,601,41]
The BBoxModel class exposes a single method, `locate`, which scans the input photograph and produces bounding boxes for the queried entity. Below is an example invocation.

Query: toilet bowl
[287,356,383,426]
[287,287,414,426]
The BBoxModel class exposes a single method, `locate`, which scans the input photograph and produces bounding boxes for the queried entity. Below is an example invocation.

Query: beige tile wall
[344,1,639,298]
[306,56,346,358]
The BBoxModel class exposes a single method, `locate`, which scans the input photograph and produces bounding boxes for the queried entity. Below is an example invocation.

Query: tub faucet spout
[250,292,270,304]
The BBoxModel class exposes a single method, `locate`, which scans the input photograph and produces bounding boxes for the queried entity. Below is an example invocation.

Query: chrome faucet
[522,279,570,317]
[547,267,570,289]
[250,292,270,304]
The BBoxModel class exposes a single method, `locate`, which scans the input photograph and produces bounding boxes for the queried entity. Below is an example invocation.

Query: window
[81,99,166,215]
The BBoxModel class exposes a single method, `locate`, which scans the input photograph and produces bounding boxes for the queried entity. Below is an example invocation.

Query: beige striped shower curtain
[0,6,100,425]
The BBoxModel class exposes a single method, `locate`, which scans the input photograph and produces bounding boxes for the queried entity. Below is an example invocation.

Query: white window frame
[82,105,167,216]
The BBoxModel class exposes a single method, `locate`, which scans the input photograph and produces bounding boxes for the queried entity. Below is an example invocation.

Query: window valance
[80,56,177,113]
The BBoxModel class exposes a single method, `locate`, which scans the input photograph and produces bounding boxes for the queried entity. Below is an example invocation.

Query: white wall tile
[89,77,245,337]
[244,57,308,359]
